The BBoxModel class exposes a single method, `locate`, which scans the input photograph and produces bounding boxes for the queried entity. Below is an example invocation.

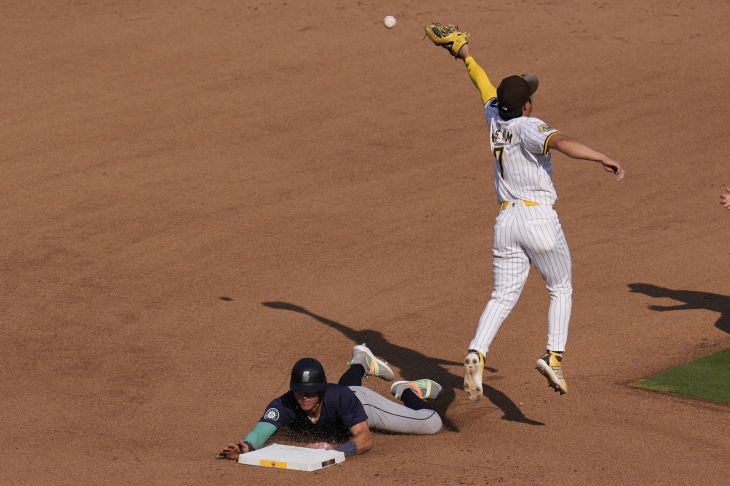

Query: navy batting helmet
[290,358,327,393]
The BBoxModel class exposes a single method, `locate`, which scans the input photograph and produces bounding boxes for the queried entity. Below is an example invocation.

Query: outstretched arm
[426,24,496,104]
[218,420,279,460]
[548,133,626,181]
[456,45,497,105]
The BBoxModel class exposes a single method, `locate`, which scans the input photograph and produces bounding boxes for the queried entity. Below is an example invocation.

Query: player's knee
[547,282,572,295]
[491,289,521,305]
[425,414,442,435]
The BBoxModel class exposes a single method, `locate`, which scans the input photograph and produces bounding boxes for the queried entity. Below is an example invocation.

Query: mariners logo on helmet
[265,408,280,421]
[290,357,327,393]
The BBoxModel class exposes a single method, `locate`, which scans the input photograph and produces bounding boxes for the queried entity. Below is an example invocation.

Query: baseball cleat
[463,349,485,402]
[391,379,444,400]
[536,351,568,395]
[348,344,394,381]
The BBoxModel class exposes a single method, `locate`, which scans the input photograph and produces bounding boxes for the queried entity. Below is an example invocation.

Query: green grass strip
[631,348,730,406]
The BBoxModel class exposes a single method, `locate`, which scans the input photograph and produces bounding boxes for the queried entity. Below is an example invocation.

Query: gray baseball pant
[348,386,442,435]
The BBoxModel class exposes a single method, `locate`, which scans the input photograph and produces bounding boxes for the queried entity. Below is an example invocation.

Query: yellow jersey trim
[543,131,560,156]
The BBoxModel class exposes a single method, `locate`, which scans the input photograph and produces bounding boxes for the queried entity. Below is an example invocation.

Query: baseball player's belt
[501,200,540,210]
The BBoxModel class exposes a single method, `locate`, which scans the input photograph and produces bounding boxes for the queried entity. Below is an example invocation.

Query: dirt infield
[2,0,730,484]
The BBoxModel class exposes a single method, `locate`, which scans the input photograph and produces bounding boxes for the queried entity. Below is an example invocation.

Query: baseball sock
[400,388,433,411]
[338,364,366,386]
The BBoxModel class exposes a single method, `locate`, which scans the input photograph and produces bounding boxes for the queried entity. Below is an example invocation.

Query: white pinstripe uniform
[468,97,572,355]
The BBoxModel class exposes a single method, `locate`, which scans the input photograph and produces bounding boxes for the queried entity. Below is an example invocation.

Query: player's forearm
[347,429,372,455]
[242,421,278,451]
[464,56,497,105]
[549,134,608,163]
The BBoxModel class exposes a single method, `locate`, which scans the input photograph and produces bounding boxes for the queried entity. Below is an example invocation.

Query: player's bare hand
[721,187,730,209]
[601,157,625,181]
[218,440,248,460]
[307,442,333,451]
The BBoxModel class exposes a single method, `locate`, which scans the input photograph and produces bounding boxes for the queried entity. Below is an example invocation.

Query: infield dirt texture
[2,1,730,484]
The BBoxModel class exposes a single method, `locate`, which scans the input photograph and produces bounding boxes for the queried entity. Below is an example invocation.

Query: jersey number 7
[493,146,505,177]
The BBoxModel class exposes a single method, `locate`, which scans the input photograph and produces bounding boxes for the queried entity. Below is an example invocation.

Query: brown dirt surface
[2,0,730,484]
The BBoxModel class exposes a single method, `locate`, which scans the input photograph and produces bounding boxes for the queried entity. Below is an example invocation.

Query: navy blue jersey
[259,384,368,441]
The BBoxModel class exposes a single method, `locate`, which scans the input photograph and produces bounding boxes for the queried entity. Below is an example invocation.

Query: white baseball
[383,15,396,29]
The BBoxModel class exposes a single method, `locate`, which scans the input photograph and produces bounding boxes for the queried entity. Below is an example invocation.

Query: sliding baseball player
[219,344,443,460]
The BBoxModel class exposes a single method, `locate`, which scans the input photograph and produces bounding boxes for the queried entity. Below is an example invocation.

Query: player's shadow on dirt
[628,284,730,334]
[263,301,544,429]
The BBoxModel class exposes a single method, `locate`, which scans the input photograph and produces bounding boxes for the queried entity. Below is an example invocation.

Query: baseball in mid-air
[383,15,396,29]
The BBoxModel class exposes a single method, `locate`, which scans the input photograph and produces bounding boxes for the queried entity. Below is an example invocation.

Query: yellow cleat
[536,351,568,395]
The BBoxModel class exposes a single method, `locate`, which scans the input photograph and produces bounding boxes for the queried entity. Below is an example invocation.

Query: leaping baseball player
[219,344,443,460]
[424,24,626,400]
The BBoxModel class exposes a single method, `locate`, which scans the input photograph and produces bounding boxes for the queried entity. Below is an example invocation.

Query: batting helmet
[290,358,327,393]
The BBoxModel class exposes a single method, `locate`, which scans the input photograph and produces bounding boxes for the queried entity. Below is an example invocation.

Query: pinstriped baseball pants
[469,204,572,354]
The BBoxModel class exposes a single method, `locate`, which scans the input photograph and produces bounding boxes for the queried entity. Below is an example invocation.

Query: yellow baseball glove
[424,23,469,58]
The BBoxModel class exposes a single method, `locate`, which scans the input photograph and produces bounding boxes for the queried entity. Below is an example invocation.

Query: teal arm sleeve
[243,421,278,450]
